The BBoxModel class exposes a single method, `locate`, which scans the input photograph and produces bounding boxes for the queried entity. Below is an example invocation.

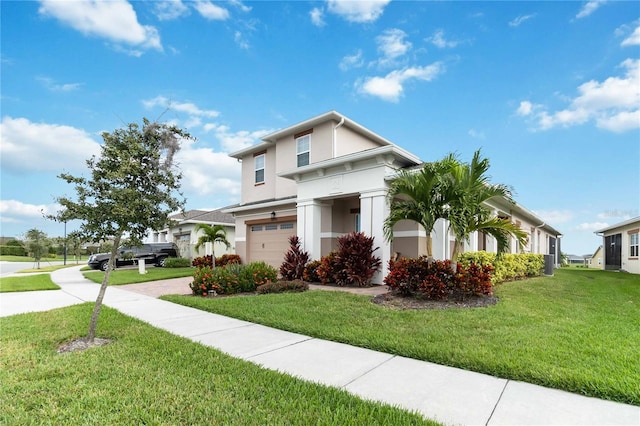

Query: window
[630,232,639,257]
[280,223,294,230]
[251,225,263,232]
[296,135,310,167]
[254,154,265,184]
[355,213,361,233]
[265,224,278,231]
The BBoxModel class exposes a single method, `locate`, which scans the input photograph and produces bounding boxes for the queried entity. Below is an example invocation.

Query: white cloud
[517,58,640,132]
[193,0,230,20]
[357,62,445,102]
[310,7,325,27]
[211,126,274,153]
[153,0,189,21]
[142,96,220,119]
[0,117,101,174]
[339,49,364,71]
[509,14,537,27]
[0,200,59,218]
[376,29,412,66]
[425,29,460,48]
[176,140,241,197]
[37,76,83,92]
[38,0,162,52]
[468,129,485,140]
[326,0,390,23]
[622,26,640,46]
[576,222,609,231]
[597,210,635,220]
[229,0,251,13]
[234,31,250,49]
[576,1,606,19]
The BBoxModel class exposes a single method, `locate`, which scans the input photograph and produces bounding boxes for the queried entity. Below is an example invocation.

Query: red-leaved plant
[279,235,310,280]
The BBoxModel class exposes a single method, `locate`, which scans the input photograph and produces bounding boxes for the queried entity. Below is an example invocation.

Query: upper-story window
[254,153,265,184]
[296,134,310,167]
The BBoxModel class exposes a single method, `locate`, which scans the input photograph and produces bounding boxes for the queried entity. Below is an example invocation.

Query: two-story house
[224,111,562,284]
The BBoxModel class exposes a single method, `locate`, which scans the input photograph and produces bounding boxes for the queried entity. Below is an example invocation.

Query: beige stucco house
[595,217,640,274]
[588,246,604,269]
[152,209,235,260]
[224,111,562,284]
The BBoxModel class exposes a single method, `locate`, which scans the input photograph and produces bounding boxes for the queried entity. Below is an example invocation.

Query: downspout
[333,117,345,158]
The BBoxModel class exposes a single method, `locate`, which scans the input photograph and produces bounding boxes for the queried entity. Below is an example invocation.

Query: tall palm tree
[443,150,527,262]
[385,149,527,262]
[384,156,456,258]
[193,223,231,255]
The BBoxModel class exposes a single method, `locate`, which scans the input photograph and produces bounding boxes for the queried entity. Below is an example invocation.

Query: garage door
[248,221,297,269]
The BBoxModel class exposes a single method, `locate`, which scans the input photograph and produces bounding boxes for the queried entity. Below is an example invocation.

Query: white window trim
[254,153,265,184]
[296,135,310,167]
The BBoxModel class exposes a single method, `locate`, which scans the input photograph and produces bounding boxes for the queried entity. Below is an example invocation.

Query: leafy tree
[50,118,191,343]
[67,231,85,263]
[24,228,50,268]
[385,150,527,262]
[193,223,231,256]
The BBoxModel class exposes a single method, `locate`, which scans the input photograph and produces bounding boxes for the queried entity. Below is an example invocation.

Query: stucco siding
[336,125,383,157]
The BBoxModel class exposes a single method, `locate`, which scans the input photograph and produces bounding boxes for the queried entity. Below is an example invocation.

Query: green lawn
[0,274,60,293]
[0,304,435,425]
[163,268,640,406]
[83,267,194,285]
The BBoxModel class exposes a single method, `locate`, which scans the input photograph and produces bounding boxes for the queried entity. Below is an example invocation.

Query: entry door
[548,237,556,265]
[604,234,622,270]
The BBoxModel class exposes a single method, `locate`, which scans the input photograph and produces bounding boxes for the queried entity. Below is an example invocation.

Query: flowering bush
[189,266,220,296]
[240,261,278,292]
[192,254,242,269]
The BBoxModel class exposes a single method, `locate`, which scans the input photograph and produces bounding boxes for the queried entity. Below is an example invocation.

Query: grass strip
[0,274,60,293]
[83,267,194,285]
[163,269,640,406]
[0,304,435,425]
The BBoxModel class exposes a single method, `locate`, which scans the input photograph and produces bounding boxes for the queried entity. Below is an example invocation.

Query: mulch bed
[371,292,499,310]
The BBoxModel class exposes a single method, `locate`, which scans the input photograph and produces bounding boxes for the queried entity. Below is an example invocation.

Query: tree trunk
[87,233,122,342]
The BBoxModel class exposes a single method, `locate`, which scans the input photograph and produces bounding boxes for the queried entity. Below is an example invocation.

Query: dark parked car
[88,242,179,271]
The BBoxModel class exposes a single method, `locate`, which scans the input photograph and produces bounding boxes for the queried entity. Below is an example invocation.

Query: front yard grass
[83,267,193,285]
[0,304,434,425]
[163,268,640,406]
[0,274,60,293]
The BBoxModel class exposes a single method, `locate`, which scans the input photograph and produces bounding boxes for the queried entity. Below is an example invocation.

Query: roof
[595,216,640,234]
[169,209,234,225]
[229,110,399,159]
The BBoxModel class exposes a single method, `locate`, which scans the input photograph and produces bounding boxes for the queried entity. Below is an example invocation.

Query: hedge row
[457,252,544,283]
[0,245,27,256]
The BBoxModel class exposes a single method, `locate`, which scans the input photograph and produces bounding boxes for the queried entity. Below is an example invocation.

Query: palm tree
[385,150,527,262]
[384,156,456,258]
[193,223,231,256]
[442,150,527,262]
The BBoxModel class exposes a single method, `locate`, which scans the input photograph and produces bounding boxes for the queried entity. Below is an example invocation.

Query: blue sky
[1,0,638,255]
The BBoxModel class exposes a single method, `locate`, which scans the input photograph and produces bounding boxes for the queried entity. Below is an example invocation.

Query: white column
[360,190,390,285]
[297,199,322,260]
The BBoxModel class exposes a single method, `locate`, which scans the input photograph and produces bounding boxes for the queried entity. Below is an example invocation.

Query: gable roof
[169,209,234,225]
[229,110,398,159]
[595,216,640,233]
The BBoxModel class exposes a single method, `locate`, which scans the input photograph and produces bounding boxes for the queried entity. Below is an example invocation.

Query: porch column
[360,190,390,285]
[297,199,322,260]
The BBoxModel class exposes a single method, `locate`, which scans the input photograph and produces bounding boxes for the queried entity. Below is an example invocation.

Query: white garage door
[248,221,297,269]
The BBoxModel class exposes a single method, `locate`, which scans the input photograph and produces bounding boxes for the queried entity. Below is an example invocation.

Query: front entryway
[604,234,622,270]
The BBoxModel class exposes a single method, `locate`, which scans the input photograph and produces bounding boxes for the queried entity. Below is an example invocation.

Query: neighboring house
[223,111,562,284]
[151,209,235,260]
[588,246,604,269]
[567,254,586,265]
[595,217,640,274]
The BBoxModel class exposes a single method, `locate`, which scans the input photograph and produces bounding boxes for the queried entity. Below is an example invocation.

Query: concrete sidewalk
[1,266,638,425]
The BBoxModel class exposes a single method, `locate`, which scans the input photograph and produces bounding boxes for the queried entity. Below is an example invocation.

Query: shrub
[164,257,191,268]
[192,255,214,269]
[189,266,220,296]
[211,266,242,294]
[216,254,242,267]
[384,257,493,300]
[316,252,338,284]
[303,260,321,283]
[458,252,544,283]
[280,236,310,280]
[333,232,381,287]
[240,261,278,292]
[0,245,27,256]
[256,280,309,294]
